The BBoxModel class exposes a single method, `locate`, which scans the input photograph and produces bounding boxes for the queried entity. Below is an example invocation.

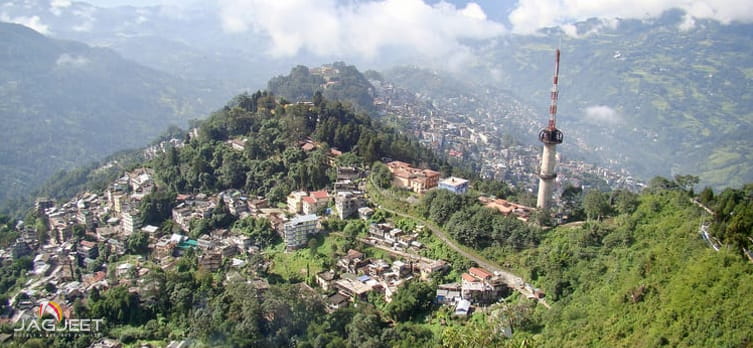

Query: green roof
[177,239,198,249]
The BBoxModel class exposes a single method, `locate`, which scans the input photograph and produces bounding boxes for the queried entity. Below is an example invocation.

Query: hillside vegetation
[0,22,229,210]
[432,185,753,347]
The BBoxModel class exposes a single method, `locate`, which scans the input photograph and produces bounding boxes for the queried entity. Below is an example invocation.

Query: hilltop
[268,62,376,113]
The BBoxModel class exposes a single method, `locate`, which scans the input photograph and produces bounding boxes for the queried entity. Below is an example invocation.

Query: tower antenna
[536,48,565,211]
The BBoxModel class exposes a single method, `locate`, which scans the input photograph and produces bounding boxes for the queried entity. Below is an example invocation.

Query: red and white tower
[536,49,564,210]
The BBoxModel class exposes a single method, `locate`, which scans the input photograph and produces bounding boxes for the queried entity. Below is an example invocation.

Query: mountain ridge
[0,22,231,209]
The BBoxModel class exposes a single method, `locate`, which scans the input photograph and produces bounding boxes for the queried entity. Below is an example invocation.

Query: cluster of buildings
[281,165,370,250]
[367,222,425,251]
[435,266,531,317]
[315,248,449,311]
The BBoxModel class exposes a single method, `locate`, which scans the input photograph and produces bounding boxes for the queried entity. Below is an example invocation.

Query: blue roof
[357,275,371,282]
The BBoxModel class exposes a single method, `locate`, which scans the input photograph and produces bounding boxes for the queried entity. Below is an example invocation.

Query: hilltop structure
[536,49,564,210]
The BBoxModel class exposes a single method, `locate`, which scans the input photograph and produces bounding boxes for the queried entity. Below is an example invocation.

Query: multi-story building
[198,250,222,272]
[121,211,141,235]
[335,191,365,219]
[309,190,330,212]
[438,177,470,195]
[77,210,96,231]
[287,191,308,214]
[386,161,440,193]
[291,190,329,215]
[35,198,54,215]
[283,214,318,250]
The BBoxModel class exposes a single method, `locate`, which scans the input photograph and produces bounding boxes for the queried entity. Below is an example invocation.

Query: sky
[82,0,753,33]
[7,0,753,62]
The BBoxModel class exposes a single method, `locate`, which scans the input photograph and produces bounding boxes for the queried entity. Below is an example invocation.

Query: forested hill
[149,91,455,201]
[267,62,376,113]
[518,187,753,346]
[415,181,753,346]
[0,22,229,211]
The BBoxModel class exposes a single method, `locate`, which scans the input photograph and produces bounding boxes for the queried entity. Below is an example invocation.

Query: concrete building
[335,191,365,219]
[287,191,308,214]
[77,210,96,231]
[120,211,140,235]
[199,251,222,272]
[301,196,318,215]
[480,197,533,222]
[283,214,318,250]
[386,161,440,193]
[438,177,470,194]
[35,198,54,215]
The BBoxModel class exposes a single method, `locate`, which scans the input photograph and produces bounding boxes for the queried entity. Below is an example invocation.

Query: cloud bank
[56,53,90,68]
[509,0,753,34]
[217,0,505,60]
[0,13,50,34]
[584,105,622,124]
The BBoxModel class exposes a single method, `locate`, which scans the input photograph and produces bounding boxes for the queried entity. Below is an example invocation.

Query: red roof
[469,267,493,280]
[461,273,478,282]
[330,148,343,156]
[302,196,316,204]
[310,190,329,200]
[302,143,316,151]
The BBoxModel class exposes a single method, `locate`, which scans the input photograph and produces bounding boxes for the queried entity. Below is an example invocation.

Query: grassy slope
[516,191,753,347]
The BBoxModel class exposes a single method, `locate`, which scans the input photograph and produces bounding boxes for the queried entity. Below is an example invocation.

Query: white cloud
[56,53,90,68]
[509,0,753,35]
[217,0,505,60]
[584,105,622,124]
[71,7,96,32]
[0,13,50,34]
[50,0,71,16]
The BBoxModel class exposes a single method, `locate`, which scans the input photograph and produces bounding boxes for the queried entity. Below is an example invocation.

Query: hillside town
[371,79,645,199]
[0,148,544,347]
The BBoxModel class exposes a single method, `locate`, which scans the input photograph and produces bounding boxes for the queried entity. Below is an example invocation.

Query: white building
[283,214,318,250]
[335,191,365,219]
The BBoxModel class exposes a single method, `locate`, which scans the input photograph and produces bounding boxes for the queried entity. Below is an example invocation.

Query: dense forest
[148,90,451,208]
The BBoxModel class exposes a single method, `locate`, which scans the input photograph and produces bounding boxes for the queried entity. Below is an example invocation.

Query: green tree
[371,162,392,189]
[139,190,176,226]
[674,174,700,194]
[611,189,639,215]
[583,190,611,221]
[232,217,278,248]
[90,286,147,325]
[126,231,149,255]
[384,281,434,321]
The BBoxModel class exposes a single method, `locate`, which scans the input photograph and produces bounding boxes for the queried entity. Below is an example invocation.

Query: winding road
[367,177,550,308]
